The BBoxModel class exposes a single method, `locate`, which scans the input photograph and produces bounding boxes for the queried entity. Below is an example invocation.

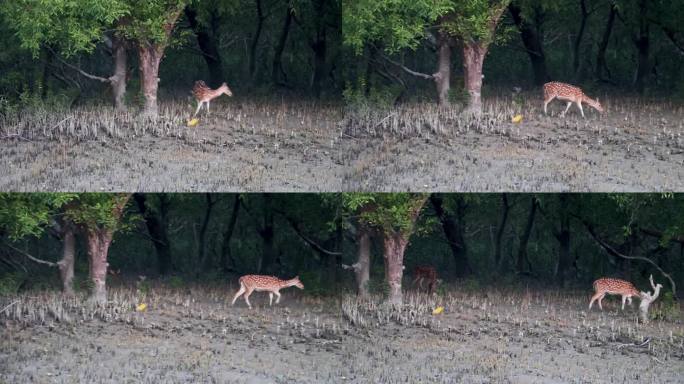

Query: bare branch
[47,47,111,83]
[3,242,57,267]
[375,52,435,80]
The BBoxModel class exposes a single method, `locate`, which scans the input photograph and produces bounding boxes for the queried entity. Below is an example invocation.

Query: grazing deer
[231,275,304,309]
[412,266,439,294]
[589,277,641,311]
[543,81,603,118]
[192,80,233,116]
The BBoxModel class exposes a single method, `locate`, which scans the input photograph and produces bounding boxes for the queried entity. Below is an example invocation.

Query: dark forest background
[1,193,682,305]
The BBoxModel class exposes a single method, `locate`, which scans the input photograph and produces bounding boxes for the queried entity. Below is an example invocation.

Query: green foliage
[120,0,187,44]
[0,272,26,295]
[0,193,76,241]
[441,0,510,44]
[341,193,428,236]
[64,194,132,233]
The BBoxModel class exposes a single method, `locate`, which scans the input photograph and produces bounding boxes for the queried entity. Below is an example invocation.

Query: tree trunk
[434,32,452,105]
[110,36,127,110]
[134,193,172,275]
[633,0,650,94]
[250,0,265,79]
[555,194,572,287]
[57,223,76,296]
[198,194,216,273]
[311,0,328,98]
[185,7,224,88]
[355,229,371,298]
[258,194,276,274]
[220,195,241,273]
[138,44,164,116]
[462,42,488,114]
[383,232,409,304]
[272,2,293,85]
[509,3,548,85]
[517,197,537,273]
[495,194,510,268]
[430,194,471,276]
[573,0,589,77]
[595,2,616,80]
[85,229,114,304]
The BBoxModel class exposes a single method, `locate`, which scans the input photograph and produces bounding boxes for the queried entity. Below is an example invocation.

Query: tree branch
[273,209,342,257]
[47,47,111,84]
[2,242,57,267]
[375,51,434,80]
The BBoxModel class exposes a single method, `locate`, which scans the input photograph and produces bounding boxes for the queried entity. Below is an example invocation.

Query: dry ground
[0,100,351,192]
[1,283,682,383]
[343,95,684,191]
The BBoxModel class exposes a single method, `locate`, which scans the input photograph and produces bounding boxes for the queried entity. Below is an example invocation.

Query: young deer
[231,275,304,309]
[589,277,641,311]
[412,266,439,294]
[543,81,603,118]
[192,80,233,116]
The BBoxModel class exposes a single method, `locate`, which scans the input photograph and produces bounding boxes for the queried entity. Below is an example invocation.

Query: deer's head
[220,82,233,97]
[293,276,304,289]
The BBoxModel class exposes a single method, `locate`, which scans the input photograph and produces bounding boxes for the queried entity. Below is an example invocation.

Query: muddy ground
[344,96,684,192]
[1,96,683,192]
[1,285,682,383]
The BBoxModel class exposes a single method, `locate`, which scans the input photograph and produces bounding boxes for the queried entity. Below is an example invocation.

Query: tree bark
[595,2,616,80]
[434,32,452,105]
[633,0,650,94]
[110,36,127,110]
[462,41,487,114]
[554,194,572,287]
[249,0,265,79]
[185,7,224,88]
[517,197,537,274]
[138,44,164,117]
[57,222,76,296]
[85,229,114,304]
[134,193,172,275]
[258,194,276,274]
[495,194,510,268]
[430,194,471,276]
[272,2,293,85]
[220,195,241,273]
[573,0,589,77]
[509,2,548,85]
[355,229,371,298]
[383,232,409,304]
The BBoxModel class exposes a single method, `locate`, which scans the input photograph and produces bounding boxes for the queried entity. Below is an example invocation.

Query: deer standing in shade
[192,80,233,116]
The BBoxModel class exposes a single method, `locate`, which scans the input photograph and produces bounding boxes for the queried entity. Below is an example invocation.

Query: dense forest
[344,0,684,109]
[1,193,681,304]
[0,0,342,116]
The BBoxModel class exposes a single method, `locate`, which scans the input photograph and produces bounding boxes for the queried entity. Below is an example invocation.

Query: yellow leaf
[136,303,147,312]
[432,306,444,315]
[187,118,200,127]
[511,114,523,124]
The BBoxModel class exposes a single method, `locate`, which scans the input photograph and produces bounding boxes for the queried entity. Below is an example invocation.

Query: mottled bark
[110,37,127,110]
[383,233,409,304]
[434,33,452,105]
[86,229,114,304]
[57,223,76,296]
[354,229,371,298]
[462,42,487,114]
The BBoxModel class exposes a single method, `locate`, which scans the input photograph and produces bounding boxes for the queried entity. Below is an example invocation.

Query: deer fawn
[192,80,233,116]
[231,275,304,309]
[543,81,603,118]
[412,266,439,294]
[589,277,641,311]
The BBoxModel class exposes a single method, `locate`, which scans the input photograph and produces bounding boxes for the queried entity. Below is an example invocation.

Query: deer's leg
[621,295,627,310]
[577,102,585,118]
[269,292,274,306]
[244,288,254,309]
[561,101,572,117]
[275,291,281,304]
[627,296,633,306]
[231,283,245,306]
[194,101,203,117]
[207,100,210,115]
[589,292,603,310]
[543,96,554,115]
[598,294,605,310]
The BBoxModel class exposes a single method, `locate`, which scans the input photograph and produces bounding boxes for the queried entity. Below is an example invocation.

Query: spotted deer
[543,81,603,118]
[589,277,641,311]
[192,80,233,116]
[412,266,440,294]
[231,275,304,309]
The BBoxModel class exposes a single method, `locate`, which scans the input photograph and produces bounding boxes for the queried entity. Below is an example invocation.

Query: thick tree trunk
[85,230,114,304]
[495,194,510,268]
[434,33,452,106]
[220,195,241,273]
[555,195,572,287]
[517,197,537,273]
[311,0,328,98]
[258,194,276,274]
[462,42,487,114]
[573,0,589,77]
[633,0,650,94]
[509,3,548,85]
[250,0,265,79]
[198,194,216,273]
[57,224,76,296]
[355,229,371,298]
[383,232,409,304]
[185,7,224,88]
[138,44,164,117]
[134,193,172,275]
[110,37,127,110]
[272,3,293,85]
[595,3,616,80]
[430,194,471,276]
